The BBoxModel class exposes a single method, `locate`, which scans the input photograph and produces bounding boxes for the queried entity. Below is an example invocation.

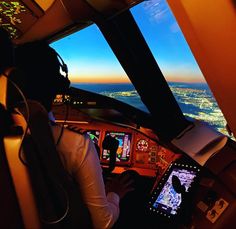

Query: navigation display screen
[102,131,132,163]
[148,163,200,219]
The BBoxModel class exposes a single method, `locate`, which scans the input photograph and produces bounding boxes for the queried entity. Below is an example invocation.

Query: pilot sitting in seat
[11,39,134,229]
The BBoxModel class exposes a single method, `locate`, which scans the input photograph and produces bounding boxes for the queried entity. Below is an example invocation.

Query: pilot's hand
[105,174,135,199]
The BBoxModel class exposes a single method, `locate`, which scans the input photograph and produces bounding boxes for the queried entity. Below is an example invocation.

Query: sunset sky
[51,0,205,84]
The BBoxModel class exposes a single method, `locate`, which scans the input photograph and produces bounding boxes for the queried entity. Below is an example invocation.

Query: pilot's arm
[72,134,120,229]
[52,126,119,229]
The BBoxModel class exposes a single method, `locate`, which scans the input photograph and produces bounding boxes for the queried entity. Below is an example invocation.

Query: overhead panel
[0,0,55,40]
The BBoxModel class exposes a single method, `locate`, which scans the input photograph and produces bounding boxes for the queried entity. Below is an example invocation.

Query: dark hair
[14,41,70,111]
[0,27,14,74]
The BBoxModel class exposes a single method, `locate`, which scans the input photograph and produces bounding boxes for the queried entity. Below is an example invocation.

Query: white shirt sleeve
[52,126,120,229]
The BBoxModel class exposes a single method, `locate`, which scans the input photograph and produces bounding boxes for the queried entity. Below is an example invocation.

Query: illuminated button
[149,157,156,163]
[150,146,157,151]
[149,151,156,156]
[87,101,96,105]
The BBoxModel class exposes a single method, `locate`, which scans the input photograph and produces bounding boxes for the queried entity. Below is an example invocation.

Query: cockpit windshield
[51,24,149,113]
[51,0,230,138]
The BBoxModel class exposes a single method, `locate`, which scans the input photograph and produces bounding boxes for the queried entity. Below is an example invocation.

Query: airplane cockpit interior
[1,0,236,228]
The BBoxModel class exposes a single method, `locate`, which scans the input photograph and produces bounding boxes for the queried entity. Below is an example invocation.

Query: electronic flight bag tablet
[147,162,201,222]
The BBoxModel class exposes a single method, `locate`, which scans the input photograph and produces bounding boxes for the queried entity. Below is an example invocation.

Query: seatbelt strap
[1,73,41,229]
[0,72,7,108]
[3,112,41,229]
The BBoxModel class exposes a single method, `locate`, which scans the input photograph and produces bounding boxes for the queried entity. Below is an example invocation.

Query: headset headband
[56,52,68,77]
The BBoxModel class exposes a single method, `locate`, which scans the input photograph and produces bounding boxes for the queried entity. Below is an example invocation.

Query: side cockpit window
[51,24,150,113]
[130,0,232,139]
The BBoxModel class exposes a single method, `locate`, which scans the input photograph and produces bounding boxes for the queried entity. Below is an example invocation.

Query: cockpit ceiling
[0,0,143,44]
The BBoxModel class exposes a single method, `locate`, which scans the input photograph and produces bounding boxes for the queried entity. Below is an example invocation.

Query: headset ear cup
[50,49,70,94]
[55,74,70,94]
[56,52,68,77]
[61,63,68,77]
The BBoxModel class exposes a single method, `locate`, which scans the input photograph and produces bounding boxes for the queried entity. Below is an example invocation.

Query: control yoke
[102,135,119,174]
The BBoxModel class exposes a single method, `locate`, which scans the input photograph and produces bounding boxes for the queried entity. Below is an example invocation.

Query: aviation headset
[14,41,71,108]
[51,49,71,95]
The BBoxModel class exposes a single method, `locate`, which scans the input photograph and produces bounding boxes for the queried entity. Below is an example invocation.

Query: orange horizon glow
[69,74,130,83]
[69,74,206,84]
[70,77,130,84]
[166,75,206,83]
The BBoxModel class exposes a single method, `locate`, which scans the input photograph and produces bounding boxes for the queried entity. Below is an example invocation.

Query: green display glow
[0,1,26,38]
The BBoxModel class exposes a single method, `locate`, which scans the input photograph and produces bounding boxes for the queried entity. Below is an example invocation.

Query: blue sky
[51,0,205,83]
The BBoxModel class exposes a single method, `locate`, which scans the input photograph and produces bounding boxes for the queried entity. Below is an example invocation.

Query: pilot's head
[0,27,14,74]
[14,41,70,111]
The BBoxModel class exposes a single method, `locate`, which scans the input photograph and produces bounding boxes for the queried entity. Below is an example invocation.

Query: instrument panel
[55,119,180,177]
[53,103,180,177]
